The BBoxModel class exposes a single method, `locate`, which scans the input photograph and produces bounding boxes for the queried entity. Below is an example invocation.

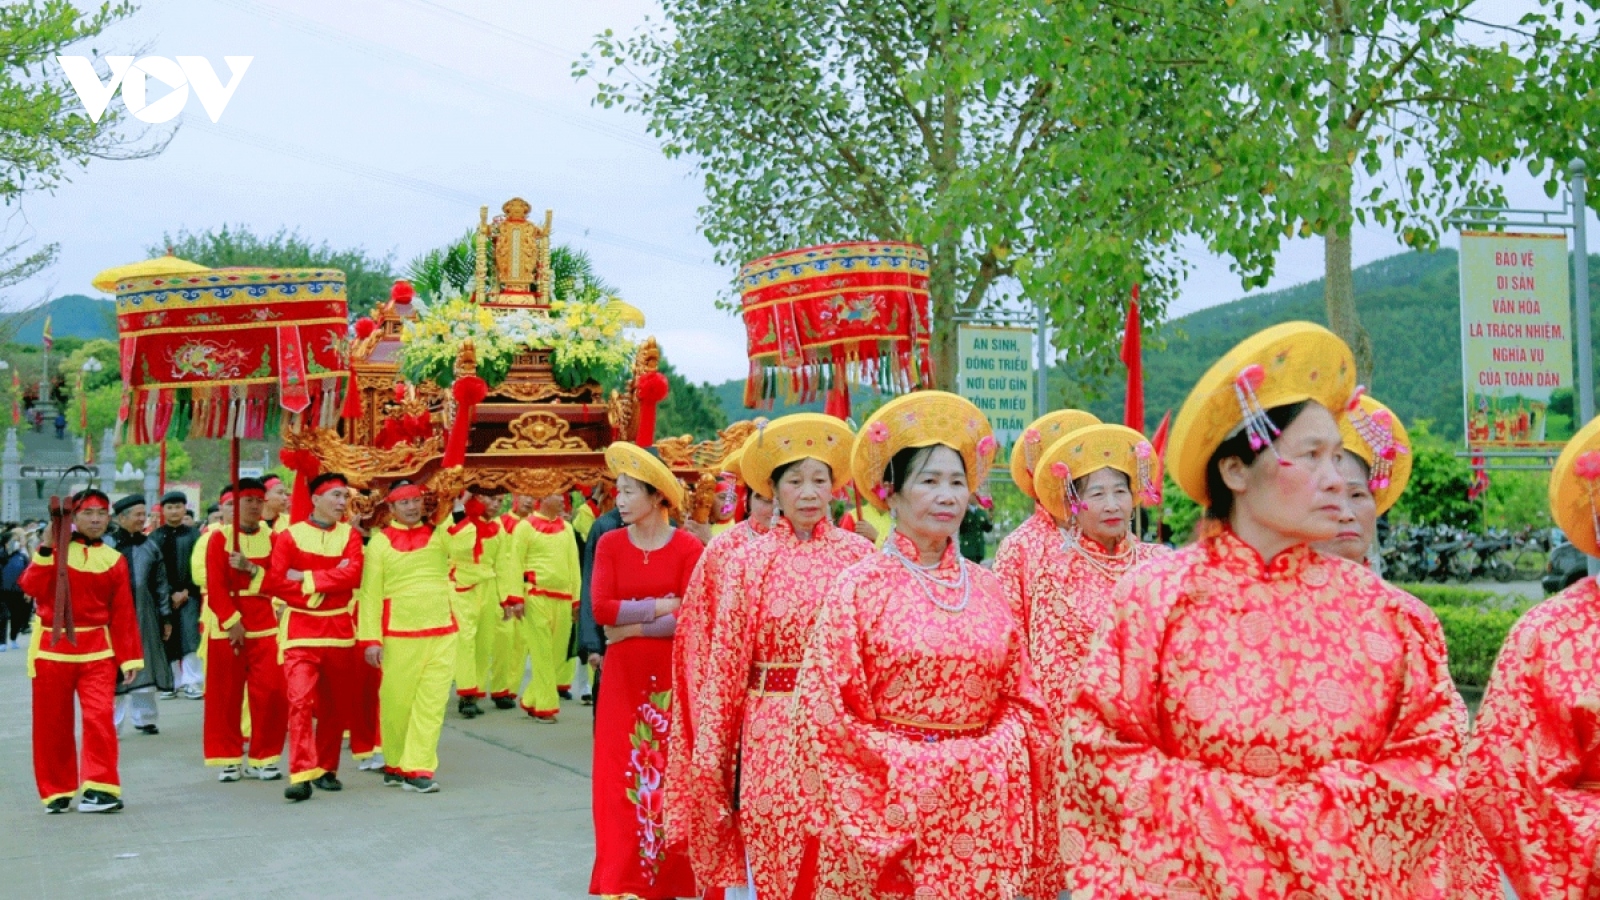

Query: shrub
[1395,583,1528,612]
[1428,605,1523,688]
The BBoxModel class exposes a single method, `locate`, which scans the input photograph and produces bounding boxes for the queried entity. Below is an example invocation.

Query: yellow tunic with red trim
[192,523,218,638]
[451,516,523,608]
[524,513,580,603]
[357,520,474,644]
[204,524,276,639]
[500,513,536,588]
[19,537,144,677]
[266,520,364,654]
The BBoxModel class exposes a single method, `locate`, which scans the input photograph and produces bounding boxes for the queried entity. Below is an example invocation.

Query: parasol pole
[158,440,168,494]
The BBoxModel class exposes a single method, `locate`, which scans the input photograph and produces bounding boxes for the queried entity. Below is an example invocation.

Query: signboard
[1460,231,1572,449]
[20,465,77,480]
[957,325,1034,446]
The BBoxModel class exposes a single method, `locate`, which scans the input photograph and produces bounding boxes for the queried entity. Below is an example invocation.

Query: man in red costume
[203,479,288,783]
[23,489,144,813]
[266,472,364,803]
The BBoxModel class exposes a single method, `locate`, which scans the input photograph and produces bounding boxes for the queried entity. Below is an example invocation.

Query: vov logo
[56,56,253,124]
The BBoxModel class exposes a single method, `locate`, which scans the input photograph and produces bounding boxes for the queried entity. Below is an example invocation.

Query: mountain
[1,294,118,345]
[706,249,1600,441]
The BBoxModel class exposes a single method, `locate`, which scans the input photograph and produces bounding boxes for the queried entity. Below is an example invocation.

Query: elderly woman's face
[887,446,969,545]
[1314,453,1378,563]
[614,474,662,526]
[1220,402,1347,545]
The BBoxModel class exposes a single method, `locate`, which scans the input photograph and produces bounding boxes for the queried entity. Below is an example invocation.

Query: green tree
[1484,469,1552,531]
[578,0,1184,392]
[1394,420,1476,529]
[405,232,614,304]
[2,2,169,290]
[151,226,398,318]
[1066,0,1600,382]
[654,357,727,443]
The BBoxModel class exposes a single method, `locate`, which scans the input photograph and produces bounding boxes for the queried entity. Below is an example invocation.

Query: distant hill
[2,294,117,345]
[706,250,1600,441]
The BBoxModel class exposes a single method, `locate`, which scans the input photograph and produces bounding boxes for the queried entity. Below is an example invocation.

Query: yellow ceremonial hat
[739,414,855,497]
[1549,415,1600,558]
[1337,392,1413,516]
[1034,424,1160,522]
[851,391,997,512]
[720,446,745,478]
[1169,322,1356,506]
[604,442,685,513]
[1009,410,1101,499]
[92,254,210,293]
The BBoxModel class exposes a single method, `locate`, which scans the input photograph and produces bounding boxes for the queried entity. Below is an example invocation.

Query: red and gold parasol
[739,241,932,408]
[113,268,350,443]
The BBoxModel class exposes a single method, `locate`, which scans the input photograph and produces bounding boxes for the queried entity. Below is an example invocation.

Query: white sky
[5,0,1596,383]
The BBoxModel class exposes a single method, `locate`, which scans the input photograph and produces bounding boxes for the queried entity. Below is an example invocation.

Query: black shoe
[284,782,312,802]
[135,724,159,735]
[402,775,439,793]
[492,696,515,710]
[79,790,122,813]
[382,770,404,788]
[457,697,478,718]
[580,693,593,706]
[557,688,572,700]
[312,773,343,792]
[45,797,70,814]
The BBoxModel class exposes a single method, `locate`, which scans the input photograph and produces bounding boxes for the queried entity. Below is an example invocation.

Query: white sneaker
[218,765,242,783]
[247,764,283,781]
[181,685,204,700]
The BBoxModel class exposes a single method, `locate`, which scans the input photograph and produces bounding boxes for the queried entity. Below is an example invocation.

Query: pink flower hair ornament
[866,421,891,444]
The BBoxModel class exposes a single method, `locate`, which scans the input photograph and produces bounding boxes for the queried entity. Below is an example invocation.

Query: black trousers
[0,590,30,641]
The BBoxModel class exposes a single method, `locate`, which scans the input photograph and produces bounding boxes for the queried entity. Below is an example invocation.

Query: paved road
[0,646,598,899]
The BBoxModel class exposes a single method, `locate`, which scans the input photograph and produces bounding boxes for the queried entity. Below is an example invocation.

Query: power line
[183,114,712,268]
[207,0,659,152]
[400,0,582,61]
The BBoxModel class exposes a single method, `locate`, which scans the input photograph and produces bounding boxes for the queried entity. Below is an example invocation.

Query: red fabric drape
[636,371,669,448]
[443,375,488,468]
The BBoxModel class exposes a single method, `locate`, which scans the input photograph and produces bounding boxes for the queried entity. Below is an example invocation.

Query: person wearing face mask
[1060,323,1468,897]
[1309,393,1500,900]
[589,442,705,900]
[674,414,874,900]
[106,494,173,736]
[24,490,144,813]
[789,392,1048,900]
[356,481,475,794]
[266,472,365,803]
[1464,413,1600,899]
[993,409,1101,630]
[1024,424,1168,898]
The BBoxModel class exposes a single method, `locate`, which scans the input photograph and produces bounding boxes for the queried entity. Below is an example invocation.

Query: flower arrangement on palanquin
[282,197,753,527]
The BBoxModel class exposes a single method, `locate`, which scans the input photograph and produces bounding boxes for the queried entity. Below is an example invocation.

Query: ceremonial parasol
[91,253,211,294]
[111,268,351,604]
[739,241,933,411]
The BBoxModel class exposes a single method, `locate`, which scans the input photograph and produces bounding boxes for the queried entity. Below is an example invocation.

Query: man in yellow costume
[448,493,524,718]
[488,494,535,709]
[518,492,580,722]
[357,481,474,793]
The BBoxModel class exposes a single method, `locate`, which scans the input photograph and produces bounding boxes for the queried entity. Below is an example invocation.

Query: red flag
[1148,409,1173,504]
[1121,285,1144,432]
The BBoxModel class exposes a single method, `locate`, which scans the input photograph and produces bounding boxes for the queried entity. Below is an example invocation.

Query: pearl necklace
[1066,531,1137,582]
[885,540,971,613]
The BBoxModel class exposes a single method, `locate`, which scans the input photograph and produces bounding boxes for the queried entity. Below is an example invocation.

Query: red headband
[235,487,265,500]
[386,483,425,503]
[76,496,110,511]
[312,478,348,497]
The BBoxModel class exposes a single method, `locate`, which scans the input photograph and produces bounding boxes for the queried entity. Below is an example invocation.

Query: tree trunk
[1323,0,1374,384]
[929,242,960,392]
[1324,219,1373,383]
